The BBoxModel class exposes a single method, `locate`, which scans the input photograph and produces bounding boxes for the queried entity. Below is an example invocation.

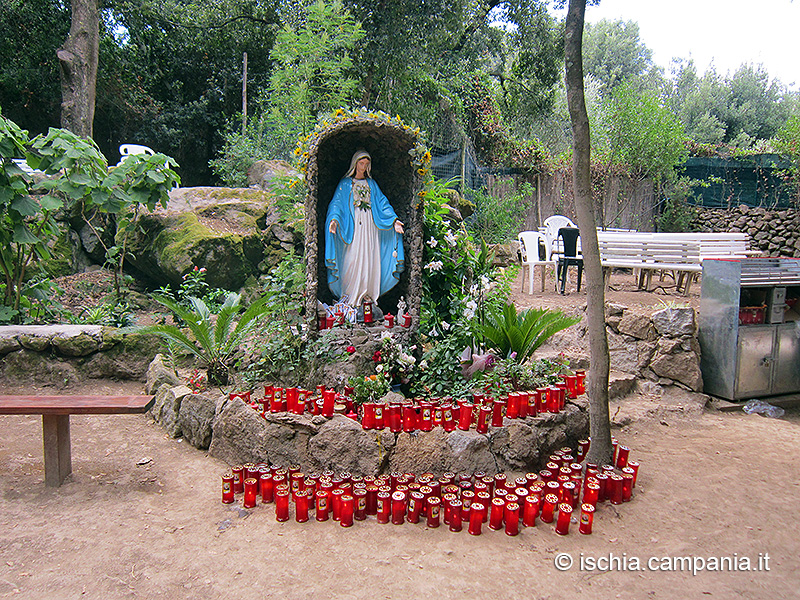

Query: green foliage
[657,179,699,233]
[63,301,136,328]
[410,333,475,399]
[0,113,179,322]
[773,114,800,205]
[599,82,688,182]
[260,0,365,157]
[475,354,570,396]
[480,303,580,363]
[143,292,269,385]
[467,182,533,244]
[156,266,228,314]
[347,374,390,407]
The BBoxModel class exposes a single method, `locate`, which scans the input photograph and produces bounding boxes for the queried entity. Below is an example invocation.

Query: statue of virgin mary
[324,150,405,306]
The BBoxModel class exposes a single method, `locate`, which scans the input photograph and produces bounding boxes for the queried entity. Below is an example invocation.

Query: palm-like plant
[480,303,581,363]
[143,292,269,385]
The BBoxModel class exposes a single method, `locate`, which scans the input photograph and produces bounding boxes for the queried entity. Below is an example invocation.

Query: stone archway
[302,113,426,331]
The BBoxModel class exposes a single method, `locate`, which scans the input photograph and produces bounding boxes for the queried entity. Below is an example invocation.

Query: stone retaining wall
[692,205,800,258]
[0,325,160,387]
[145,355,590,476]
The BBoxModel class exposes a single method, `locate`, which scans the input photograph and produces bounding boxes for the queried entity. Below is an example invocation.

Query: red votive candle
[374,403,386,430]
[493,473,507,493]
[449,499,463,532]
[403,404,417,432]
[387,404,402,433]
[491,399,505,427]
[523,494,539,527]
[385,313,394,328]
[426,497,441,528]
[322,390,335,418]
[504,394,517,419]
[579,503,595,534]
[565,375,578,399]
[442,405,455,432]
[476,406,491,434]
[433,407,443,428]
[295,490,310,522]
[408,491,425,524]
[232,465,244,494]
[275,485,290,522]
[540,493,559,523]
[561,481,577,508]
[583,481,600,507]
[468,503,485,535]
[391,491,407,525]
[575,370,586,395]
[518,392,529,418]
[363,299,373,324]
[315,490,329,521]
[577,439,590,461]
[403,313,412,328]
[535,387,548,413]
[595,472,609,502]
[353,488,367,520]
[222,473,235,504]
[365,485,379,515]
[489,497,506,530]
[419,402,433,431]
[340,494,354,527]
[331,488,345,521]
[621,473,634,501]
[555,503,573,535]
[504,503,520,536]
[627,461,640,487]
[608,474,624,505]
[259,472,274,503]
[362,402,375,430]
[616,445,630,469]
[377,491,391,524]
[285,387,300,414]
[457,403,473,431]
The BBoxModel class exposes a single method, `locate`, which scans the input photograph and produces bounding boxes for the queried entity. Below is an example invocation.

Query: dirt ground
[2,269,799,599]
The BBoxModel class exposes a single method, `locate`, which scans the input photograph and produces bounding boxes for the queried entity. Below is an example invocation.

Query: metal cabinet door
[735,326,775,399]
[774,323,800,395]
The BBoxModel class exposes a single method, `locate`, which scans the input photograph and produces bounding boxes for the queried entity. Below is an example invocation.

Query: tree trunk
[564,0,612,465]
[57,0,98,138]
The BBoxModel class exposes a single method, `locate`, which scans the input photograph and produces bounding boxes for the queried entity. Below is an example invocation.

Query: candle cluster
[220,437,639,537]
[232,370,585,433]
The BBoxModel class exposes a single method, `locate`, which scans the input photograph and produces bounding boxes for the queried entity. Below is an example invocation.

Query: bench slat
[0,395,155,416]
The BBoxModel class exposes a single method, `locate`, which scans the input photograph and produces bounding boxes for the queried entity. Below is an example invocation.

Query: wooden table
[0,395,155,487]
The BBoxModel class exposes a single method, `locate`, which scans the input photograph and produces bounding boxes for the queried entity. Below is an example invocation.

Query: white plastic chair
[518,231,553,294]
[117,144,155,165]
[541,215,577,262]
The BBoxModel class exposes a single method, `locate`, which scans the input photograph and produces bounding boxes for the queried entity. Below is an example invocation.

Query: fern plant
[142,292,269,385]
[480,303,580,363]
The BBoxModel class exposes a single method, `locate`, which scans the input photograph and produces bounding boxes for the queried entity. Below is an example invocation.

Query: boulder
[178,392,216,449]
[123,187,303,290]
[650,350,703,392]
[652,307,696,337]
[0,349,80,388]
[145,354,182,395]
[618,311,656,341]
[390,428,449,475]
[150,384,194,438]
[444,429,497,474]
[307,415,394,475]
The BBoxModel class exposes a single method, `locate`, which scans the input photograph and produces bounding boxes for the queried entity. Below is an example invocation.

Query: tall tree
[564,0,612,465]
[58,0,99,138]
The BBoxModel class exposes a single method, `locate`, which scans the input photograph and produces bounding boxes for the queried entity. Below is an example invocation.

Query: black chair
[556,227,583,294]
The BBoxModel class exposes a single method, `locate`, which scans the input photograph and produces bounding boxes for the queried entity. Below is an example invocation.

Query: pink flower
[346,345,356,354]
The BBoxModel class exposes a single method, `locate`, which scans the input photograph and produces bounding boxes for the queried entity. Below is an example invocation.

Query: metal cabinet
[700,258,800,401]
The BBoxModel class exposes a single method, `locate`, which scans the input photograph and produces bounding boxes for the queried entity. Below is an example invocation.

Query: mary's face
[355,157,370,179]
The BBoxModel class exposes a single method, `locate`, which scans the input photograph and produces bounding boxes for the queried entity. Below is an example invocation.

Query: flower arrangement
[374,333,416,383]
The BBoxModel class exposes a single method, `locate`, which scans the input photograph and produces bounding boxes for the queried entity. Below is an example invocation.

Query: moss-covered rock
[123,187,304,290]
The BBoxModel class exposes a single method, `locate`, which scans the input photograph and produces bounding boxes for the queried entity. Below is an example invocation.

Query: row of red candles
[221,440,639,537]
[318,306,412,330]
[231,370,586,433]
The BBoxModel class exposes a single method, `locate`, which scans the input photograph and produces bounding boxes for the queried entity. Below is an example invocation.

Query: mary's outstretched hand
[394,220,404,234]
[329,220,338,234]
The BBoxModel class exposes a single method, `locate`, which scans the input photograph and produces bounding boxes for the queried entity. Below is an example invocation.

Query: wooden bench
[0,395,155,487]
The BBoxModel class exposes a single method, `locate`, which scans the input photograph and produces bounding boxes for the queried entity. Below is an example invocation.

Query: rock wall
[0,325,161,388]
[145,355,590,475]
[692,205,800,258]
